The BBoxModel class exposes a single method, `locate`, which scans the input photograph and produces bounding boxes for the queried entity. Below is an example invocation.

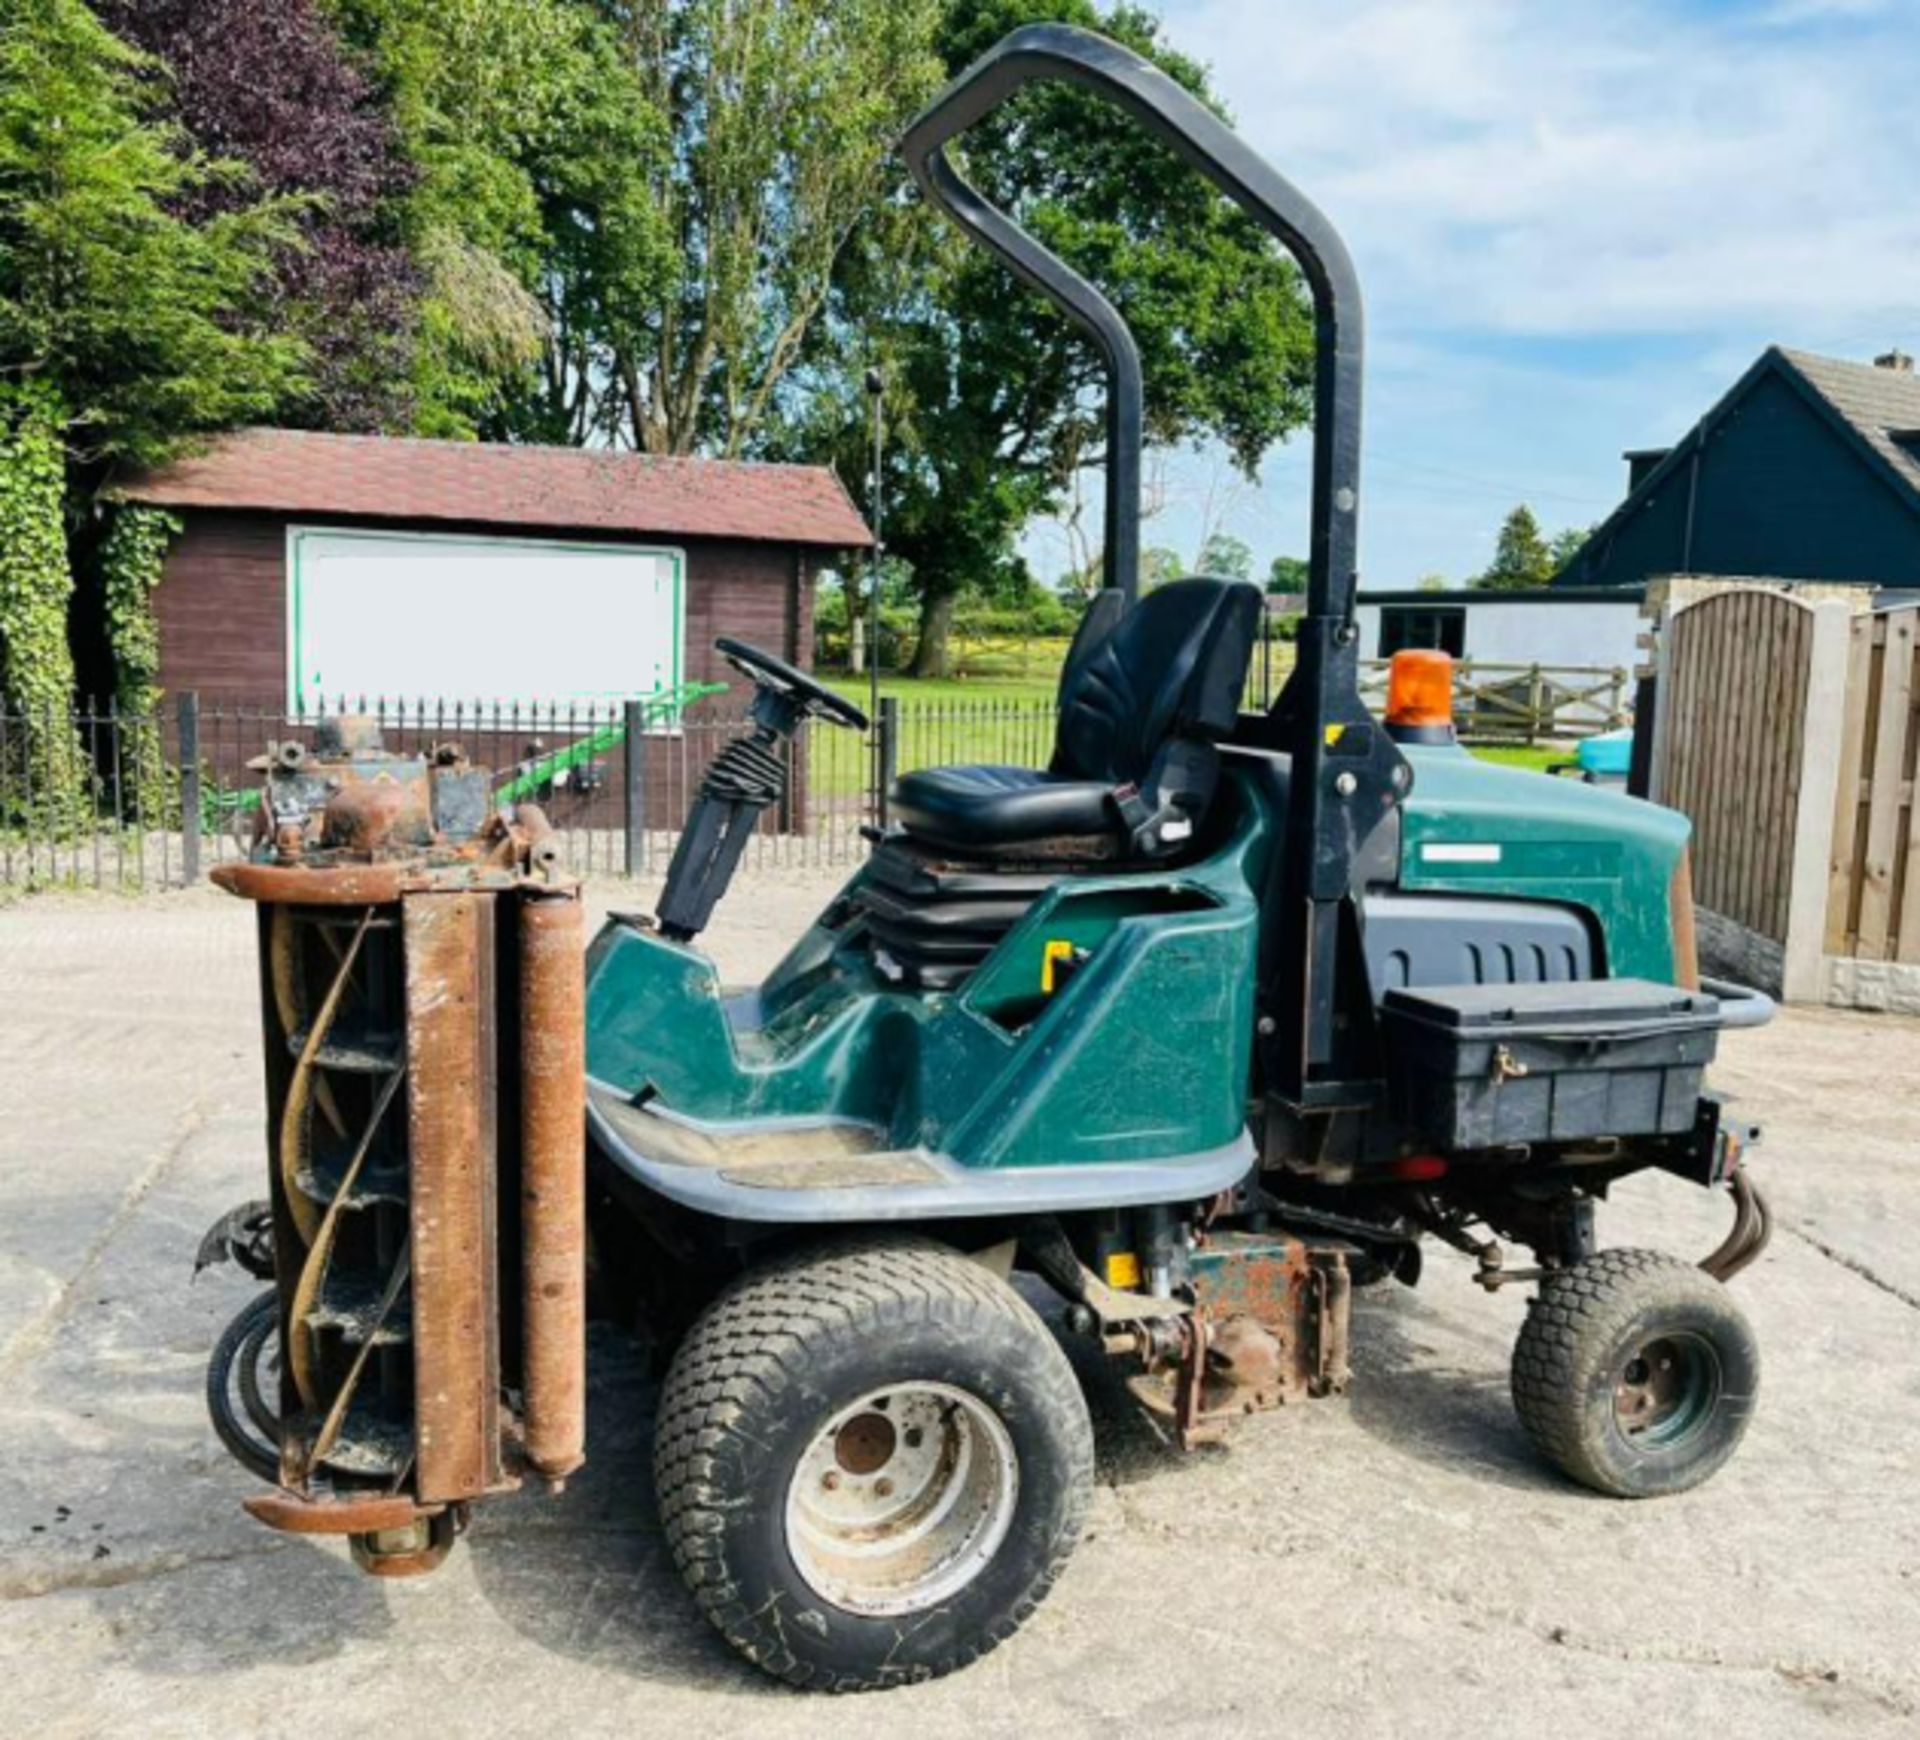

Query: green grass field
[809,658,1577,801]
[1467,743,1570,775]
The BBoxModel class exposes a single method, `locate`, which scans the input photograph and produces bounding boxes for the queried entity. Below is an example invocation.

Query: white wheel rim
[783,1381,1019,1617]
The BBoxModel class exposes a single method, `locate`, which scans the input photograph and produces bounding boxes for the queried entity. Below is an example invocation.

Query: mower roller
[198,23,1776,1689]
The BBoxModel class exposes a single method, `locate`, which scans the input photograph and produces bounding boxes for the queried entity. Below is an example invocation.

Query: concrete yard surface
[1,878,1917,1739]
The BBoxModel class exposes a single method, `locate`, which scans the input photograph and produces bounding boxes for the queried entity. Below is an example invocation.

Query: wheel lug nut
[822,1472,840,1491]
[875,1478,894,1498]
[904,1428,923,1449]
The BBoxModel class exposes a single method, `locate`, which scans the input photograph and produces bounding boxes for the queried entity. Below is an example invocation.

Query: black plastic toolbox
[1381,978,1721,1148]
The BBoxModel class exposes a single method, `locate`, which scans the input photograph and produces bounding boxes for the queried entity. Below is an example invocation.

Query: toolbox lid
[1382,977,1720,1035]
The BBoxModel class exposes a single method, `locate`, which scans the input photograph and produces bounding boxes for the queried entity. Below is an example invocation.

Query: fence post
[622,698,645,877]
[1647,597,1681,806]
[1526,663,1544,745]
[875,695,900,831]
[1782,603,1854,1003]
[178,690,202,886]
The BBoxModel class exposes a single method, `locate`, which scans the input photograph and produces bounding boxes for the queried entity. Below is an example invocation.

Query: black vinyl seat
[890,577,1262,860]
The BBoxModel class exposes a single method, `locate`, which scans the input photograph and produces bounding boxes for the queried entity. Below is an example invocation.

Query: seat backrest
[1052,578,1262,786]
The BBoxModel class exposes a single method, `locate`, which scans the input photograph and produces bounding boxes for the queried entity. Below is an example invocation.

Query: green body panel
[1397,743,1689,982]
[585,785,1269,1170]
[584,748,1693,1184]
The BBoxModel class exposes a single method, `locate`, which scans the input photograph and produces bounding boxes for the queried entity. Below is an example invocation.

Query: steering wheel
[715,637,869,731]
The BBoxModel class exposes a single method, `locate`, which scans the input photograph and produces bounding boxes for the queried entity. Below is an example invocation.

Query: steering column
[655,639,868,942]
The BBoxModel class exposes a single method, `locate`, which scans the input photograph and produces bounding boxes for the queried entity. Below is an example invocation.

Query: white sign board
[286,527,684,711]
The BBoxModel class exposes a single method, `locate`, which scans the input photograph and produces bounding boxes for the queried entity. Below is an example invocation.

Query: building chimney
[1874,348,1914,373]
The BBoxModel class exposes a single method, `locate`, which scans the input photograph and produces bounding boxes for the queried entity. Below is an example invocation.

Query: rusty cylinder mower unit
[209,718,585,1575]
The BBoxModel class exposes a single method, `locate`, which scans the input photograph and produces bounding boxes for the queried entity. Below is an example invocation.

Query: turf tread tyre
[654,1237,1093,1691]
[1511,1247,1758,1498]
[206,1290,280,1483]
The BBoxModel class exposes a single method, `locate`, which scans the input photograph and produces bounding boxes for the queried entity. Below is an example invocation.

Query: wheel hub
[1613,1332,1719,1446]
[785,1383,1019,1617]
[833,1410,898,1476]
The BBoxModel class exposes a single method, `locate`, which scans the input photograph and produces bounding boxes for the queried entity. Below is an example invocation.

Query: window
[1380,606,1465,658]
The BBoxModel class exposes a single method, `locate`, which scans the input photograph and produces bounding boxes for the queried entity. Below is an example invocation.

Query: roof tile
[1779,349,1920,499]
[114,429,873,548]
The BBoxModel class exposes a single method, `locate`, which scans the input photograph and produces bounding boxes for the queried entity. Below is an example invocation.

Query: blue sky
[1024,0,1920,590]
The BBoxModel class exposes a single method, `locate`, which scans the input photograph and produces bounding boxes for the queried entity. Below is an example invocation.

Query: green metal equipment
[198,23,1777,1694]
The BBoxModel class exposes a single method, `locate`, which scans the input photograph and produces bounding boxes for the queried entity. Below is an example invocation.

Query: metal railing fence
[0,663,1630,892]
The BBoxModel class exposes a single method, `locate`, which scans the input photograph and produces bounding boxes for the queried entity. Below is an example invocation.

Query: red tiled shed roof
[115,428,873,548]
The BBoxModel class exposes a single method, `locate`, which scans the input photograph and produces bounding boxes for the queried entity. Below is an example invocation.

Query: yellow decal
[1041,938,1077,994]
[1105,1250,1142,1289]
[1324,723,1346,748]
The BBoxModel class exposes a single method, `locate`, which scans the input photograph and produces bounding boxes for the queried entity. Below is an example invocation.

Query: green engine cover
[1396,742,1690,982]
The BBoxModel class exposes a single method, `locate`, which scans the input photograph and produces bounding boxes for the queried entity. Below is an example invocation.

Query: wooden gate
[1655,589,1817,945]
[1653,582,1920,1004]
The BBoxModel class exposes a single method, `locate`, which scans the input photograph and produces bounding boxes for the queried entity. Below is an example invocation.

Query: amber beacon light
[1385,648,1456,743]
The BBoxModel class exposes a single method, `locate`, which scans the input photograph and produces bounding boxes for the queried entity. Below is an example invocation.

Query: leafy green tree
[1139,545,1185,591]
[604,0,944,457]
[1266,553,1309,596]
[0,0,307,467]
[328,0,676,439]
[1549,522,1595,571]
[1475,504,1555,592]
[792,0,1315,676]
[1195,531,1252,582]
[0,0,303,753]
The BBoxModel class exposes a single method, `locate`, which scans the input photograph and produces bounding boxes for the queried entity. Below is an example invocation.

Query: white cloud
[1025,1,1920,585]
[1164,0,1920,336]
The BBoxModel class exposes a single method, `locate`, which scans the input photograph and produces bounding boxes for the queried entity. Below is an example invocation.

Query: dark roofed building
[113,429,871,707]
[1555,347,1920,594]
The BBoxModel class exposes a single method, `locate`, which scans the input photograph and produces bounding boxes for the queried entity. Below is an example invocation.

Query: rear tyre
[206,1290,282,1483]
[653,1238,1093,1691]
[1511,1248,1758,1498]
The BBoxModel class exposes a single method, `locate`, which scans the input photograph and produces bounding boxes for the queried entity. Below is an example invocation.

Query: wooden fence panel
[1895,610,1920,963]
[1657,590,1813,944]
[1812,607,1920,966]
[1824,615,1874,954]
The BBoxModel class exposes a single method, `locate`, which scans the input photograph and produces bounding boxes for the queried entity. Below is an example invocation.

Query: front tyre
[653,1238,1093,1691]
[1511,1247,1759,1498]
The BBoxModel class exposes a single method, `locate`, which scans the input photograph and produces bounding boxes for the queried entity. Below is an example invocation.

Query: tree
[1139,545,1184,591]
[328,0,677,439]
[0,0,304,747]
[0,0,307,468]
[601,0,945,457]
[1416,571,1450,592]
[97,0,421,434]
[1475,504,1555,592]
[1266,553,1309,596]
[1195,531,1252,582]
[795,0,1316,676]
[1550,522,1595,571]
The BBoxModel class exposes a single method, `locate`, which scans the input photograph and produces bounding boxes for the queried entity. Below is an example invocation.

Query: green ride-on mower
[198,23,1775,1692]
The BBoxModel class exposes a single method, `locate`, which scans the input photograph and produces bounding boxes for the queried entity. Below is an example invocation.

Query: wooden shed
[113,428,872,707]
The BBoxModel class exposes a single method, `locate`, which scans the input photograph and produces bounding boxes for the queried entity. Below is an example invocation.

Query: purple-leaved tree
[99,0,421,432]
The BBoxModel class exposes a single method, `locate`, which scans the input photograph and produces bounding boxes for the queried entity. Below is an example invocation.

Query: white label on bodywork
[1421,842,1503,864]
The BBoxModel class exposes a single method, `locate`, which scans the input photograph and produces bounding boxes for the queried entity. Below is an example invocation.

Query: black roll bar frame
[901,23,1409,1104]
[900,21,1363,622]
